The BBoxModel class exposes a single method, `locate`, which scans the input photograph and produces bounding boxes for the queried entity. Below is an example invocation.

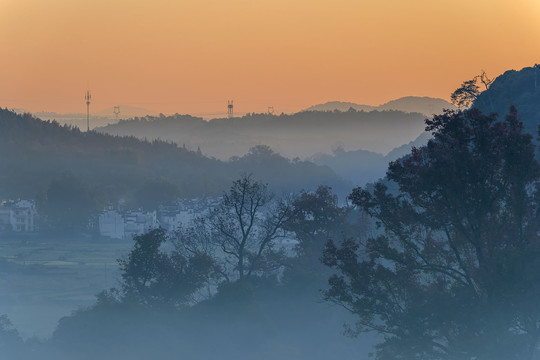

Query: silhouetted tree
[0,315,23,354]
[282,186,359,289]
[176,174,291,282]
[450,70,493,108]
[285,186,348,259]
[119,228,213,307]
[324,107,540,360]
[214,175,292,280]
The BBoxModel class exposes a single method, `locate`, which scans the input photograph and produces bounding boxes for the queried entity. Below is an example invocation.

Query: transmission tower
[113,105,120,120]
[85,90,91,131]
[267,106,274,115]
[227,100,234,118]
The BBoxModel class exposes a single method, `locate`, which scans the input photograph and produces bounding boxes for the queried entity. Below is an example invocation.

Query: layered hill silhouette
[96,110,427,160]
[304,101,377,112]
[307,65,540,186]
[310,132,431,185]
[304,96,456,116]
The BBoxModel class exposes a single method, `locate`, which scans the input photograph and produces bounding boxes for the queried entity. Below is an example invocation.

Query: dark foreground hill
[473,65,540,138]
[0,109,345,204]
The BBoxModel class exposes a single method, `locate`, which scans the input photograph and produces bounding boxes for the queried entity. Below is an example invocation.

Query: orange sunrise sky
[1,0,539,117]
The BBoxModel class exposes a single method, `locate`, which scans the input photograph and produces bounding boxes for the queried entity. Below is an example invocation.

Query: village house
[0,200,37,232]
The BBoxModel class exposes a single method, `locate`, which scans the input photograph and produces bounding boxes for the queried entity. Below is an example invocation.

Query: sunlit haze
[1,0,539,116]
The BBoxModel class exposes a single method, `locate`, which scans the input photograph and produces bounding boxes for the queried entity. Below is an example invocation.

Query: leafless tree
[175,174,292,283]
[450,70,493,108]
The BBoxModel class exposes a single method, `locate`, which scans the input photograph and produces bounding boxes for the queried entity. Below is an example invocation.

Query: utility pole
[85,90,91,131]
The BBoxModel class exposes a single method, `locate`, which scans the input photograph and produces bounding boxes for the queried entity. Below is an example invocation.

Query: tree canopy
[450,71,493,108]
[323,107,540,360]
[175,174,291,282]
[117,228,214,308]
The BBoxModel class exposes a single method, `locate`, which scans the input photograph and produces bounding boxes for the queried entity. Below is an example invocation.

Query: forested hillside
[310,132,431,185]
[96,110,426,159]
[473,65,540,137]
[0,109,344,204]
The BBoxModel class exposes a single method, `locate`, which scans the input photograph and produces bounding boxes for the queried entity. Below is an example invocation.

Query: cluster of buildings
[0,197,298,256]
[98,198,220,240]
[0,197,221,240]
[0,200,38,233]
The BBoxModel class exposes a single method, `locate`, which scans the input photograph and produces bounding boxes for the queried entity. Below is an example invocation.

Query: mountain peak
[306,96,456,116]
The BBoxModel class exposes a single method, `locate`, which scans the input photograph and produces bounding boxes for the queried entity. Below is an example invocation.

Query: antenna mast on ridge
[85,90,91,131]
[113,105,120,120]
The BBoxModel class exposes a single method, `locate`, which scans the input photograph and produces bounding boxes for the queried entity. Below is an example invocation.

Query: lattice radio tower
[85,90,91,131]
[227,100,234,118]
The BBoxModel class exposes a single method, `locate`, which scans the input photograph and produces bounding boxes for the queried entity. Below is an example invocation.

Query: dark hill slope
[0,109,344,201]
[473,65,540,137]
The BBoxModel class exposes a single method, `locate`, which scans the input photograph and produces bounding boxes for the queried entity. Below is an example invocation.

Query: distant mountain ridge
[304,101,376,112]
[305,96,457,116]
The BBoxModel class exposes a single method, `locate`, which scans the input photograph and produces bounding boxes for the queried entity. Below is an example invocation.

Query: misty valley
[1,65,540,360]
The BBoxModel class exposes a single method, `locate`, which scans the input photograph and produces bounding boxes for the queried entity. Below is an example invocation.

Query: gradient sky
[1,0,539,117]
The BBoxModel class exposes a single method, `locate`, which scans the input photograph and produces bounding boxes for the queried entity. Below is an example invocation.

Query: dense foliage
[324,107,540,360]
[37,180,367,360]
[117,228,214,307]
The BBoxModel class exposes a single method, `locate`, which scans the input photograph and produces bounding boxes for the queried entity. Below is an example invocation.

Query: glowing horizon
[1,0,539,116]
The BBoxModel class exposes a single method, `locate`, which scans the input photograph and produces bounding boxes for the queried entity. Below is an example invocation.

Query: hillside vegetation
[473,65,540,137]
[0,109,344,204]
[97,110,427,159]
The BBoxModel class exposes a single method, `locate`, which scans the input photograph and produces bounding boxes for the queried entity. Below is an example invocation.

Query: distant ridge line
[304,96,457,116]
